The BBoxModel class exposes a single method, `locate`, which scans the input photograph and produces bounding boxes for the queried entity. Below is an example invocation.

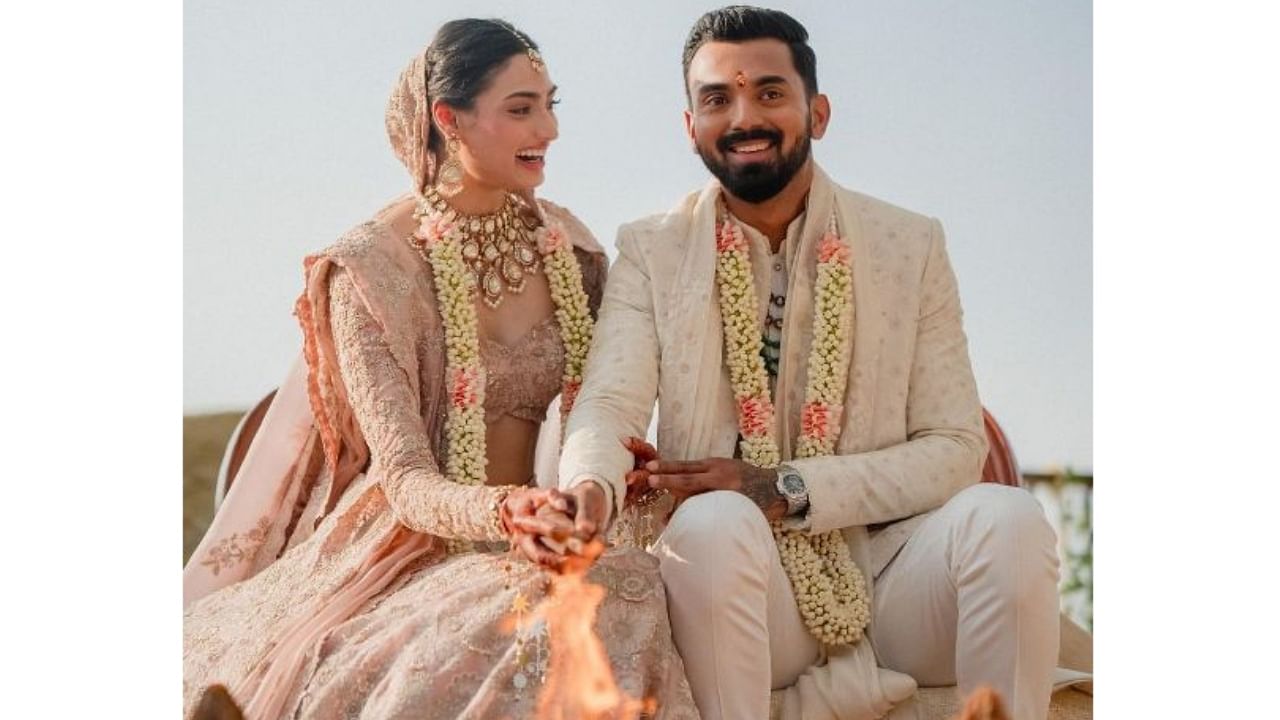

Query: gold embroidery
[199,516,272,576]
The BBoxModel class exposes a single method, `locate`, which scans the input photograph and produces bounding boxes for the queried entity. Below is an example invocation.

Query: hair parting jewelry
[490,19,544,72]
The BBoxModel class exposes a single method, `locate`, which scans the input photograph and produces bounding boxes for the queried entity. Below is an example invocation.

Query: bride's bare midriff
[483,416,542,487]
[380,196,556,489]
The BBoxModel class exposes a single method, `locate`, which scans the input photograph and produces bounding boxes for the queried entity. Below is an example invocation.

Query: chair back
[980,407,1023,488]
[213,389,277,511]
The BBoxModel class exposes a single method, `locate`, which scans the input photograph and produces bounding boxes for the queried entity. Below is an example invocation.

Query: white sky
[184,0,1091,473]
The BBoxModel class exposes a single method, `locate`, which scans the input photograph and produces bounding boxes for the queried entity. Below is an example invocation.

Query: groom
[547,6,1060,719]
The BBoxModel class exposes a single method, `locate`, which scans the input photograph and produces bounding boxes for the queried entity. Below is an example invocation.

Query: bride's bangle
[491,485,517,538]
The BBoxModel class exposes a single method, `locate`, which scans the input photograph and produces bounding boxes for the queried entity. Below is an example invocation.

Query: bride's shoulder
[369,194,418,240]
[321,196,418,262]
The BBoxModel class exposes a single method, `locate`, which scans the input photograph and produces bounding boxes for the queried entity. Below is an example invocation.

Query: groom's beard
[697,124,812,203]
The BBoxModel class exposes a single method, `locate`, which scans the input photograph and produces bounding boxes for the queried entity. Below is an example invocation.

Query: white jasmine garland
[714,205,870,647]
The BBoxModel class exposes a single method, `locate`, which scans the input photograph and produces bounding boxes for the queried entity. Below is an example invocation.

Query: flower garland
[409,196,595,552]
[713,206,871,647]
[532,222,594,431]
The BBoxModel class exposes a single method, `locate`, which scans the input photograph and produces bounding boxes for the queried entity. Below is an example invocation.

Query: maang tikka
[492,19,544,73]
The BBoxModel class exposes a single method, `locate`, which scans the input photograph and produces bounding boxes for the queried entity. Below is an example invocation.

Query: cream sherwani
[559,167,1061,719]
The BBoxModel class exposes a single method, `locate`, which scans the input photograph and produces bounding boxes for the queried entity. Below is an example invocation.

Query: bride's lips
[516,147,547,170]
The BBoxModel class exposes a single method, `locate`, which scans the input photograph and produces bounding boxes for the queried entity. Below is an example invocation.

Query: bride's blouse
[328,268,569,542]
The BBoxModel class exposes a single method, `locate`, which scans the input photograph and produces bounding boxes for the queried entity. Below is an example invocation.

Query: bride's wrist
[491,486,517,539]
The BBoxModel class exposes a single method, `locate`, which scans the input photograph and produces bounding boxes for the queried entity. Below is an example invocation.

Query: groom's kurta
[559,166,988,718]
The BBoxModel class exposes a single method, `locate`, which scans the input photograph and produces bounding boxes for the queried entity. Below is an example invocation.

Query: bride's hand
[502,487,576,569]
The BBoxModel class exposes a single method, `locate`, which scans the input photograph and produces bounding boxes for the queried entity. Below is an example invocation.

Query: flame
[953,685,1010,720]
[530,539,656,720]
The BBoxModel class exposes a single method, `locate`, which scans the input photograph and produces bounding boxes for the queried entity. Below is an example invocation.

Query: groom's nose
[727,95,764,133]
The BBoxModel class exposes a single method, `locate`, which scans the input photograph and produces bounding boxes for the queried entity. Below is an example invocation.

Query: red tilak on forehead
[735,71,748,88]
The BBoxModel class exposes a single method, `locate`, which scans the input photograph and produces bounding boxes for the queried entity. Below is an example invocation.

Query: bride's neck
[442,175,508,215]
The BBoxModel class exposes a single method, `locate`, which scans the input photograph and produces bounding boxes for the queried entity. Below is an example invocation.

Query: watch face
[782,474,805,495]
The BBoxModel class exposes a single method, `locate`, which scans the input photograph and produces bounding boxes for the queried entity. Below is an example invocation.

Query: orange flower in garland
[450,366,482,409]
[416,214,456,248]
[738,396,774,438]
[817,231,851,266]
[800,401,836,442]
[715,219,747,253]
[560,380,582,416]
[535,223,567,254]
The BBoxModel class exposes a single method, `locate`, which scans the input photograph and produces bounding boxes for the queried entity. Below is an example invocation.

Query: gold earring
[436,135,464,198]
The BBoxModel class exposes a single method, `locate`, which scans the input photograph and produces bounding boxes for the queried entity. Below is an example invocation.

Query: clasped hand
[501,484,607,569]
[504,437,784,568]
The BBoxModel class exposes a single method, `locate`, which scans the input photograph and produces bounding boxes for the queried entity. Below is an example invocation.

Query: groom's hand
[646,458,788,522]
[563,481,610,542]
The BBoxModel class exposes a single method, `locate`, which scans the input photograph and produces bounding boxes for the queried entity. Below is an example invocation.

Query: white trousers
[654,484,1060,720]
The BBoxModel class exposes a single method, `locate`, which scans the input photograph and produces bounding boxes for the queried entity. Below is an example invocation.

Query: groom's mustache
[715,128,784,155]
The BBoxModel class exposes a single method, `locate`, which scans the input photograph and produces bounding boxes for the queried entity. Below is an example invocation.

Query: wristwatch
[775,464,810,517]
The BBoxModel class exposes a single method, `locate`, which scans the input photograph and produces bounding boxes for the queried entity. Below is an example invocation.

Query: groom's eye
[702,93,728,107]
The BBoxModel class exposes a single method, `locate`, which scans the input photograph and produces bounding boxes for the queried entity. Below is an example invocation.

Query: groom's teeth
[732,141,771,153]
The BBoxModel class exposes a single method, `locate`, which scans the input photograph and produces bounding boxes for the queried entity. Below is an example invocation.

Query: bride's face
[449,56,559,193]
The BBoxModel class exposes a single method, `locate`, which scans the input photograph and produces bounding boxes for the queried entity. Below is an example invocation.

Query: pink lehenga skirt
[183,470,698,720]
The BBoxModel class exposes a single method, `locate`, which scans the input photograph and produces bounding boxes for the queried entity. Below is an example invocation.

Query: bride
[183,18,697,719]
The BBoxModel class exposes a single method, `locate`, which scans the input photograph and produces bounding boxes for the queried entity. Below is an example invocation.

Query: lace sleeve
[328,269,508,542]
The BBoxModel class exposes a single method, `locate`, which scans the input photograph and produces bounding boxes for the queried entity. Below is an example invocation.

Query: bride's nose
[535,108,559,143]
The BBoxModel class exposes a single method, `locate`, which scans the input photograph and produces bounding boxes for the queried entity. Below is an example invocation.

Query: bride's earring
[435,135,464,198]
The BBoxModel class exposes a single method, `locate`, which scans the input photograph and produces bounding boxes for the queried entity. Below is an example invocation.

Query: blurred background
[185,0,1091,627]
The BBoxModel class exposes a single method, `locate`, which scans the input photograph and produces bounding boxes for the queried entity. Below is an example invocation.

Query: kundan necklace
[713,198,871,647]
[420,186,542,308]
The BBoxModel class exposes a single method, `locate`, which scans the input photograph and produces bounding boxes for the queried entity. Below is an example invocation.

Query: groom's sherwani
[560,166,991,718]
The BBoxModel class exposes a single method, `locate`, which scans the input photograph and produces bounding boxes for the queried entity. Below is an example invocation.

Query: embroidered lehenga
[182,51,697,720]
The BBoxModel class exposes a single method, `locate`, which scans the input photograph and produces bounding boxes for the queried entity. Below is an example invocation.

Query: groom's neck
[723,161,814,254]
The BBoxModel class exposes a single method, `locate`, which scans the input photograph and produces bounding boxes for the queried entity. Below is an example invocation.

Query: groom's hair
[681,6,818,102]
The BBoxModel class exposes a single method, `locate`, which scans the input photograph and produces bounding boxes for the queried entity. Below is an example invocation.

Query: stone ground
[183,412,243,563]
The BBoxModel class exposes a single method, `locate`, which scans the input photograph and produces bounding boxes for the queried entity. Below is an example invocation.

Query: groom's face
[684,39,830,203]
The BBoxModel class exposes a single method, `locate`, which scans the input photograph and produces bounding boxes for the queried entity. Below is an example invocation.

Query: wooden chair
[980,407,1023,488]
[212,389,276,511]
[917,408,1093,718]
